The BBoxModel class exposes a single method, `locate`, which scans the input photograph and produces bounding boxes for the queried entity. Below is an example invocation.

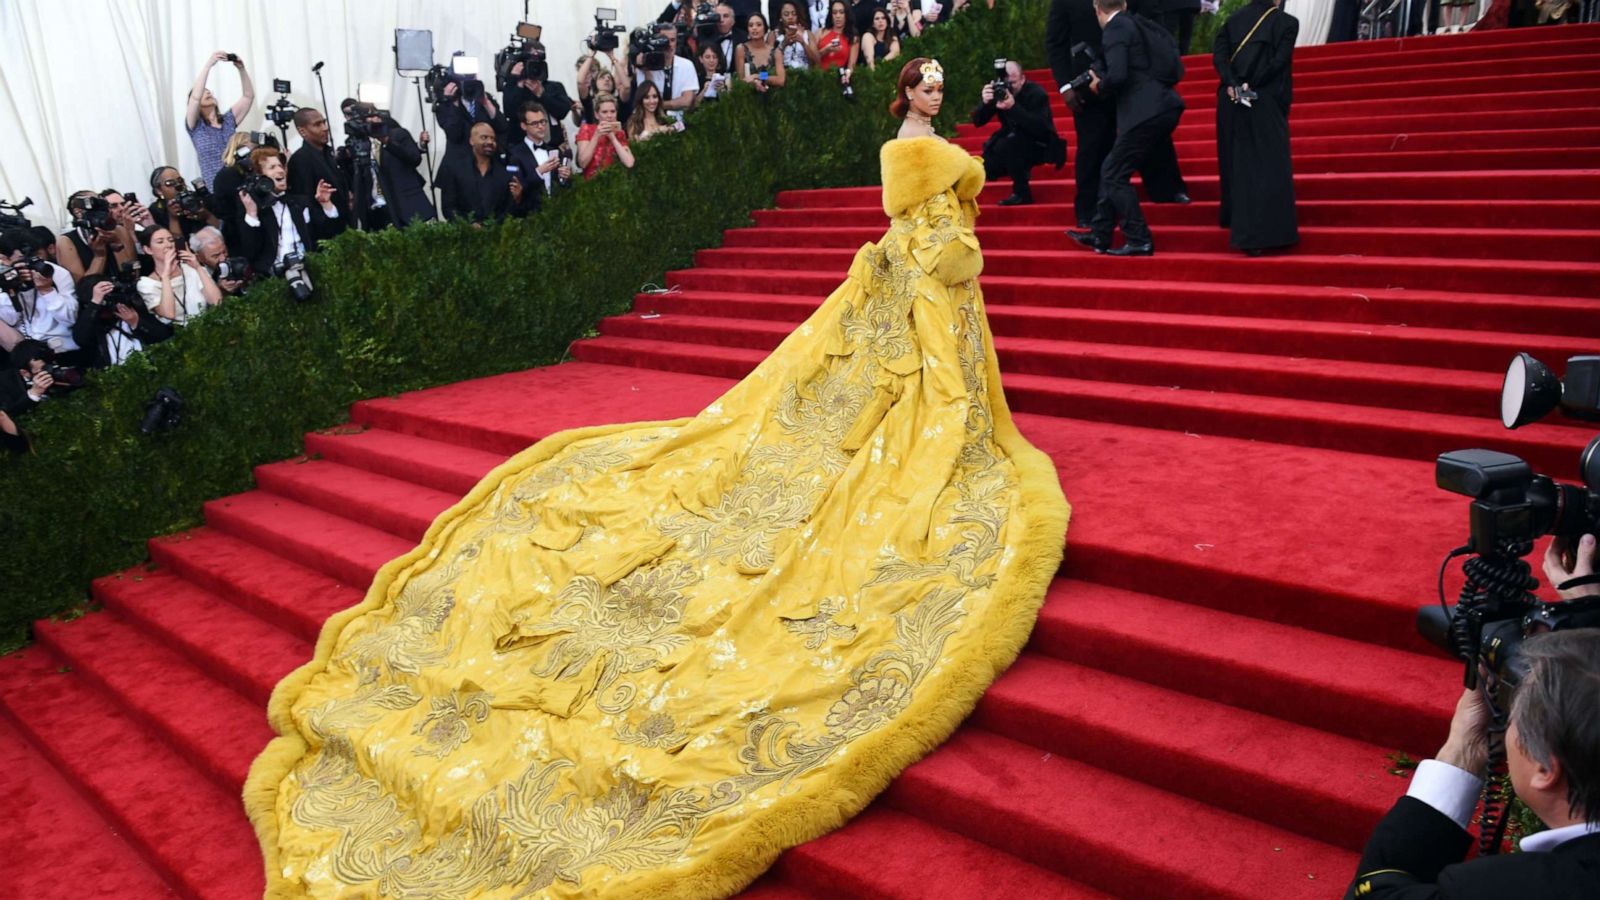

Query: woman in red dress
[574,94,635,179]
[815,0,859,72]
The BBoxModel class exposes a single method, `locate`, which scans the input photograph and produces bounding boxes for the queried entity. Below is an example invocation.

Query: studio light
[357,82,392,110]
[1501,354,1600,430]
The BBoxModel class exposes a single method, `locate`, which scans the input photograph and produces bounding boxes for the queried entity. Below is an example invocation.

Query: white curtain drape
[0,0,661,230]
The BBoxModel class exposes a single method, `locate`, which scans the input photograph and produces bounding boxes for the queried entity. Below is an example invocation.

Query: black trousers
[983,133,1049,196]
[1163,9,1198,55]
[1072,98,1188,225]
[1090,108,1183,245]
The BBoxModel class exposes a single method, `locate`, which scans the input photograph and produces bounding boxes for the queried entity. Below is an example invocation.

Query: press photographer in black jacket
[1347,618,1600,900]
[503,42,582,146]
[70,274,175,369]
[436,76,507,173]
[235,148,347,274]
[339,105,437,230]
[1066,0,1186,256]
[972,61,1066,206]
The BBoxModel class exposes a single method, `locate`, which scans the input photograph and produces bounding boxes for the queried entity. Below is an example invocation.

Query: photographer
[1346,623,1600,898]
[148,165,218,246]
[635,22,702,112]
[340,104,436,230]
[287,108,353,218]
[135,226,223,324]
[185,51,256,188]
[974,62,1066,206]
[208,131,262,247]
[503,43,582,146]
[1,238,83,364]
[707,4,746,68]
[435,73,507,173]
[7,224,77,300]
[0,341,74,428]
[71,274,174,369]
[575,95,636,179]
[55,192,134,282]
[1213,0,1299,256]
[509,105,572,207]
[437,122,531,222]
[1065,0,1186,257]
[188,226,248,295]
[578,50,635,125]
[236,147,347,274]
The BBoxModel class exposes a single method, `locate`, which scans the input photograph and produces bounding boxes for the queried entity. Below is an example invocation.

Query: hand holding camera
[1544,533,1600,600]
[508,177,524,203]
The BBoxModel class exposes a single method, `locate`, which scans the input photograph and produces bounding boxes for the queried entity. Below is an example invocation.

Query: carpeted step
[884,728,1355,899]
[754,198,1600,231]
[959,125,1600,158]
[691,247,1600,299]
[147,528,364,645]
[0,646,264,898]
[776,170,1600,206]
[661,270,1600,336]
[202,491,414,588]
[304,425,505,496]
[0,716,176,899]
[1033,86,1600,119]
[1030,579,1454,753]
[627,291,1595,372]
[31,614,270,796]
[736,874,823,899]
[596,312,1503,418]
[254,457,458,544]
[975,653,1401,851]
[92,566,309,707]
[720,223,1600,263]
[773,805,1113,899]
[572,334,1586,473]
[1172,107,1600,142]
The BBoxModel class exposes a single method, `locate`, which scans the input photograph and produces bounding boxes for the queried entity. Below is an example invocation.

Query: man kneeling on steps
[973,61,1066,206]
[1066,0,1185,256]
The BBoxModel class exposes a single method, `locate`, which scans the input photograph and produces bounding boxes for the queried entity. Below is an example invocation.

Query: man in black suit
[1066,0,1185,256]
[972,61,1066,206]
[435,77,507,174]
[507,105,573,212]
[286,108,352,220]
[1161,0,1200,54]
[1046,0,1187,228]
[437,123,531,222]
[235,149,348,274]
[340,107,436,230]
[502,42,582,147]
[1346,626,1600,899]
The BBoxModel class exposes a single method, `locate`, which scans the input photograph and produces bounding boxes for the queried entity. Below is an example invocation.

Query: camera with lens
[425,63,453,106]
[989,58,1010,104]
[0,197,33,231]
[173,180,212,219]
[494,24,548,92]
[266,79,298,128]
[242,173,278,207]
[1064,42,1100,95]
[216,256,251,282]
[1418,352,1600,852]
[14,343,80,398]
[631,24,674,71]
[588,7,627,52]
[839,67,855,100]
[275,252,314,301]
[693,1,721,39]
[70,195,118,234]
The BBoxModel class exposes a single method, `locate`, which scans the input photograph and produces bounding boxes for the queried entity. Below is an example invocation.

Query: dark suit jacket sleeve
[238,210,272,271]
[1264,16,1298,99]
[386,129,425,169]
[1099,16,1133,95]
[310,200,348,244]
[436,164,468,221]
[972,100,997,127]
[1045,0,1075,86]
[286,148,317,198]
[1346,797,1472,900]
[1008,84,1056,143]
[135,308,175,345]
[437,100,472,145]
[1212,15,1240,87]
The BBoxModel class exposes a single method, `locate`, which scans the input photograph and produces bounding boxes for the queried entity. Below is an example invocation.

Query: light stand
[312,61,334,137]
[410,76,440,209]
[394,29,440,210]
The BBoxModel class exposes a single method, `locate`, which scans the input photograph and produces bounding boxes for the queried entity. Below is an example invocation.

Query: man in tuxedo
[1066,0,1185,256]
[1161,0,1200,53]
[1346,626,1600,899]
[1047,0,1188,228]
[507,105,573,212]
[340,106,436,230]
[972,61,1066,206]
[236,148,347,274]
[286,108,352,219]
[437,123,531,222]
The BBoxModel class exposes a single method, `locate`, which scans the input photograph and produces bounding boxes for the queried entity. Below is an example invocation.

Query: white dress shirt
[636,55,701,103]
[244,198,337,269]
[523,136,558,193]
[137,268,211,324]
[1408,758,1600,851]
[1,287,79,351]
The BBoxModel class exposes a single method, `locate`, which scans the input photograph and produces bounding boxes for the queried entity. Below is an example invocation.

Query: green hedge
[0,1,1048,651]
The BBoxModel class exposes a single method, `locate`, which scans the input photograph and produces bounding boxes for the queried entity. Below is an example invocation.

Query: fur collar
[880,136,978,218]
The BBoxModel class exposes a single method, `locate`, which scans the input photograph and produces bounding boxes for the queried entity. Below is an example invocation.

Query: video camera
[587,7,627,52]
[1419,353,1600,852]
[990,58,1010,103]
[631,24,675,71]
[693,1,721,39]
[493,22,547,92]
[265,78,298,128]
[0,198,33,231]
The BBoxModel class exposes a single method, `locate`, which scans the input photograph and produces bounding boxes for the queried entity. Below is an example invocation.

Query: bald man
[437,122,530,222]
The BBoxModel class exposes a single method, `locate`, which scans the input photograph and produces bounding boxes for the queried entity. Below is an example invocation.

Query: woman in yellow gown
[246,57,1070,899]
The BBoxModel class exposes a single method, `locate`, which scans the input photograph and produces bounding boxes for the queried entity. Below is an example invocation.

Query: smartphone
[125,192,139,204]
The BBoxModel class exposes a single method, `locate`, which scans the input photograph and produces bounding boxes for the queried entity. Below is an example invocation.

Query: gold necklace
[906,110,933,128]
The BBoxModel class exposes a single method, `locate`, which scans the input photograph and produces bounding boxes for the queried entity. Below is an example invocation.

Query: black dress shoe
[1172,193,1192,205]
[998,193,1034,206]
[1065,230,1108,252]
[1104,241,1154,256]
[1076,218,1092,229]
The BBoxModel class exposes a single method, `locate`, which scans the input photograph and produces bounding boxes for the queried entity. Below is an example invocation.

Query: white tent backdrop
[0,0,660,230]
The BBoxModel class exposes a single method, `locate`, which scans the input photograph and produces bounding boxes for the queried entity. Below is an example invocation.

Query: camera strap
[1230,7,1277,65]
[1557,573,1600,591]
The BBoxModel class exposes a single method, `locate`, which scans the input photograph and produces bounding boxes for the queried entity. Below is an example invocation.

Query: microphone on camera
[312,61,325,73]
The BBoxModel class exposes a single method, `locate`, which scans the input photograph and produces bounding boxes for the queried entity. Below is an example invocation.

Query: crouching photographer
[1347,623,1600,898]
[0,340,82,431]
[71,273,175,369]
[973,59,1065,206]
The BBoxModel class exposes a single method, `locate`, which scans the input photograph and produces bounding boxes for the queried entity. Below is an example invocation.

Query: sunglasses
[159,178,184,188]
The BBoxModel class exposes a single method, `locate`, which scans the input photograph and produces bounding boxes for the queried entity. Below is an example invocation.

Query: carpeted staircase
[4,24,1599,900]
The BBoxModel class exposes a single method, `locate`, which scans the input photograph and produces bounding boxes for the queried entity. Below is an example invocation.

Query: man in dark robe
[1212,0,1299,254]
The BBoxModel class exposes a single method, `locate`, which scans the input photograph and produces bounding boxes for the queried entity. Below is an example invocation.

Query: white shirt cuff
[1406,759,1484,831]
[323,204,339,219]
[244,213,261,227]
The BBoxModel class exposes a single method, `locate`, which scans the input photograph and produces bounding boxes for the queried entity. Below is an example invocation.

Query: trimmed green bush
[0,1,1050,650]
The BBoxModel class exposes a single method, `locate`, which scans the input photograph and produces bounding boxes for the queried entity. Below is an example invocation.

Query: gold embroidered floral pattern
[413,687,494,758]
[780,596,858,650]
[659,470,816,571]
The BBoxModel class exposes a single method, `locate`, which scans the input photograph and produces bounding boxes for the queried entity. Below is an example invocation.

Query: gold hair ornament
[920,59,944,85]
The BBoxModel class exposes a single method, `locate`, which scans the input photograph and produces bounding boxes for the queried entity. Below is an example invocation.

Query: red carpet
[2,26,1598,899]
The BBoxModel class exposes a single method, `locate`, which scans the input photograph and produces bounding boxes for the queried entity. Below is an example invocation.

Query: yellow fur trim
[880,136,984,218]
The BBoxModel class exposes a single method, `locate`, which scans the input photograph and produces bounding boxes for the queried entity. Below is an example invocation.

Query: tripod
[408,75,440,210]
